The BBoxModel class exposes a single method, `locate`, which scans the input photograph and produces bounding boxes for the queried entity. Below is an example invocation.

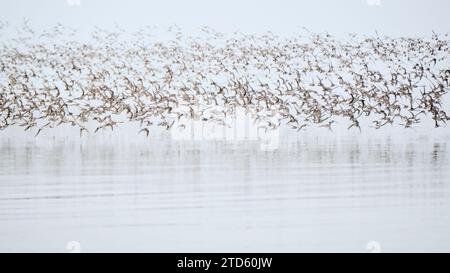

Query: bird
[0,22,448,138]
[138,128,150,137]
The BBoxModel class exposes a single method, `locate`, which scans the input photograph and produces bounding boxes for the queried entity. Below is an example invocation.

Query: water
[1,130,450,252]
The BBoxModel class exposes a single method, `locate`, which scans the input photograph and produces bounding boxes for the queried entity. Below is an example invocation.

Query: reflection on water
[0,132,450,252]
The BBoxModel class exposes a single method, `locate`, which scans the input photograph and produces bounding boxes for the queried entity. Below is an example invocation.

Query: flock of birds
[0,22,449,138]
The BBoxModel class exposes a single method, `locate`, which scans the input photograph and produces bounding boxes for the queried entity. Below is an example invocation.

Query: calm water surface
[0,131,449,252]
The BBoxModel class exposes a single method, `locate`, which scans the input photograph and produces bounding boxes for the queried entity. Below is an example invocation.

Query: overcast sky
[1,0,449,36]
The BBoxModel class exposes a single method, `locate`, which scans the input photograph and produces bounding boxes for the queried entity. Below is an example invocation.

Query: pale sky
[1,0,449,36]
